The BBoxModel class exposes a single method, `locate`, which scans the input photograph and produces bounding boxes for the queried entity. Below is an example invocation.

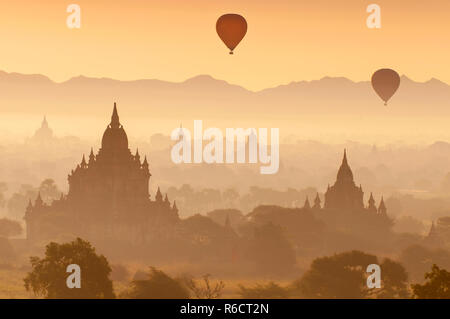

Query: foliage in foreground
[412,264,450,299]
[24,238,115,299]
[124,267,190,299]
[238,282,289,299]
[293,251,409,299]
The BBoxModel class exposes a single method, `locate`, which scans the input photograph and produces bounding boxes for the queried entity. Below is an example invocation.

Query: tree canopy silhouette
[24,238,115,299]
[183,274,225,299]
[245,222,297,275]
[293,250,409,298]
[238,282,289,299]
[125,267,189,299]
[412,264,450,299]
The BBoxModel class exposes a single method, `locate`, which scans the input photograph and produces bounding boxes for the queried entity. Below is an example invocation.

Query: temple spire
[336,149,354,184]
[368,192,375,205]
[142,156,149,168]
[89,148,95,165]
[80,154,87,168]
[155,187,163,202]
[135,148,140,162]
[368,192,377,213]
[111,102,120,129]
[313,193,321,209]
[429,221,437,237]
[35,192,43,207]
[42,116,48,128]
[172,200,178,213]
[303,197,311,210]
[142,156,151,177]
[378,196,387,215]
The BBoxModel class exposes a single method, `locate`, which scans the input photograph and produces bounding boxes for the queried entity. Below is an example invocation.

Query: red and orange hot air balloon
[371,68,401,106]
[216,14,247,55]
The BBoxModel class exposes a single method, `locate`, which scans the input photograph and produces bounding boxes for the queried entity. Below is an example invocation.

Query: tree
[39,179,61,203]
[239,282,289,299]
[0,218,22,238]
[245,222,297,275]
[7,184,37,219]
[110,264,129,282]
[125,267,189,299]
[222,188,240,207]
[400,245,450,283]
[207,209,244,228]
[376,258,410,298]
[412,264,450,299]
[294,251,409,299]
[7,180,61,219]
[24,238,115,299]
[293,250,378,298]
[184,274,225,299]
[200,188,222,212]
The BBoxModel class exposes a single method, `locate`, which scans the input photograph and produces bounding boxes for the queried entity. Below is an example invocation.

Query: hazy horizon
[1,70,450,144]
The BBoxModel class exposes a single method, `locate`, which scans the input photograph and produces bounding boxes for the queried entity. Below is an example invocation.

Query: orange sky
[0,0,448,90]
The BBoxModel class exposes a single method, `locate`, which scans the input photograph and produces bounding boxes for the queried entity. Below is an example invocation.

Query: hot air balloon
[371,68,401,105]
[216,14,247,55]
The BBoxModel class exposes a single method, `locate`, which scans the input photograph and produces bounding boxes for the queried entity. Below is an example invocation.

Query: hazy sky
[0,0,448,90]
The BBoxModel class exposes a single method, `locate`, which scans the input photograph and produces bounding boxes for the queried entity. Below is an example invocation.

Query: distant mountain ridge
[0,70,448,91]
[0,70,449,140]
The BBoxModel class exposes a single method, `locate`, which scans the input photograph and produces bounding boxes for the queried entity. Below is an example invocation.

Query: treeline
[0,180,319,220]
[0,179,62,220]
[21,238,450,299]
[167,184,320,215]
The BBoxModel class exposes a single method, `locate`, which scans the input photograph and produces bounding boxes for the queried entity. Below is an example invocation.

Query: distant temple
[425,217,450,248]
[24,104,179,244]
[29,116,54,143]
[304,150,388,217]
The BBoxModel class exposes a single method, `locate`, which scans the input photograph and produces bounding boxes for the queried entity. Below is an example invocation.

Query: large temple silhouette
[25,103,179,243]
[304,150,388,217]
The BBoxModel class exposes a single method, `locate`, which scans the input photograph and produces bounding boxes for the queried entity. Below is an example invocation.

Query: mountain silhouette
[0,71,449,140]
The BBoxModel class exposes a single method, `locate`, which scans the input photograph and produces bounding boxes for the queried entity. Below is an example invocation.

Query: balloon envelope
[371,69,401,105]
[216,14,247,54]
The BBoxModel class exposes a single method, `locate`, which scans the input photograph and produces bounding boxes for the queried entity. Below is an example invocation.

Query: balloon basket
[229,51,234,55]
